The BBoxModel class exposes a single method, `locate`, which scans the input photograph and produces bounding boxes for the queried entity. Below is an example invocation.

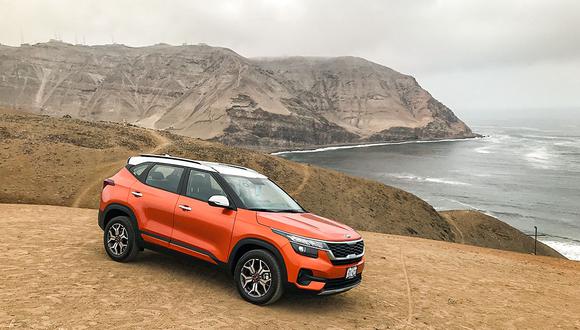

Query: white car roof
[128,154,267,179]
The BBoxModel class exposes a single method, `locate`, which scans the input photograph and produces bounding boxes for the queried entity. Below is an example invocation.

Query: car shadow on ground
[103,246,358,312]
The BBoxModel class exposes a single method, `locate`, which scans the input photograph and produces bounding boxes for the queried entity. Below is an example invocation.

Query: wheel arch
[228,238,288,284]
[99,203,144,248]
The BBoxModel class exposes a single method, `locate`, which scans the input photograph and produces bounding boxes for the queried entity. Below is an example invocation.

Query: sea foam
[389,174,471,186]
[540,240,580,261]
[271,137,481,155]
[525,146,556,169]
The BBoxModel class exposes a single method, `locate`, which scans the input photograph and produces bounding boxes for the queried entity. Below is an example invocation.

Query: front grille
[330,257,362,266]
[323,274,362,291]
[327,240,364,258]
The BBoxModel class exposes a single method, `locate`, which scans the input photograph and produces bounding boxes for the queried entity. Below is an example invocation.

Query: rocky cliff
[0,41,476,149]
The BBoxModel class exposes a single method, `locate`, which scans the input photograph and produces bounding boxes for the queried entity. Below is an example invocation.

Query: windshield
[222,175,304,213]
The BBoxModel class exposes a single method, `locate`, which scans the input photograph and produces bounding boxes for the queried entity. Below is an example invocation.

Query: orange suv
[98,154,364,304]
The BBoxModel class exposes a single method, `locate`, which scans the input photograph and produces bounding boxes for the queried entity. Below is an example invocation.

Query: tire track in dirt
[290,165,311,196]
[399,247,414,326]
[446,216,465,244]
[3,204,580,328]
[70,129,171,208]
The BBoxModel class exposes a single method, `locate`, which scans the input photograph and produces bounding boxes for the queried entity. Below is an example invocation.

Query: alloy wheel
[240,258,272,298]
[107,223,129,256]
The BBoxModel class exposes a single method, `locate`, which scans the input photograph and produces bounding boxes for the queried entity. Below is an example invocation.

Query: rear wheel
[234,249,284,305]
[103,216,139,262]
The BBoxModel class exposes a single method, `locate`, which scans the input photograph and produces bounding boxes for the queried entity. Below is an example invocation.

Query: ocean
[277,116,580,260]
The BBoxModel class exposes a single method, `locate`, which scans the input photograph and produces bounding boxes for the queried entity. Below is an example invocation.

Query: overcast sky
[1,0,579,118]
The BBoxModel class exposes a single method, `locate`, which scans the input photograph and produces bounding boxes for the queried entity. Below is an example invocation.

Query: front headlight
[272,229,328,258]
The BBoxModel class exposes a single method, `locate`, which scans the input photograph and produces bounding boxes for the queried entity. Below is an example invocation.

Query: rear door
[171,168,237,263]
[130,163,185,247]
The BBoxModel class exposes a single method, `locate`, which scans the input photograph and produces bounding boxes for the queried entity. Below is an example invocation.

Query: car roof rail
[138,153,203,165]
[135,154,260,175]
[218,163,250,171]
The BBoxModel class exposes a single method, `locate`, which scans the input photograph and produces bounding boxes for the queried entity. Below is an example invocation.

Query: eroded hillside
[0,41,475,149]
[0,110,561,257]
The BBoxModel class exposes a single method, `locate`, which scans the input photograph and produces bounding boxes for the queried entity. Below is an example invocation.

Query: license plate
[345,266,357,279]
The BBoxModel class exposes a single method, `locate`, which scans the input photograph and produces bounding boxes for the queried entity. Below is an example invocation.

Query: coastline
[271,136,485,155]
[274,133,580,261]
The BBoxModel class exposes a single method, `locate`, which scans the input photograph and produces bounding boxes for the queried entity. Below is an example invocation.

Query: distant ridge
[0,41,476,149]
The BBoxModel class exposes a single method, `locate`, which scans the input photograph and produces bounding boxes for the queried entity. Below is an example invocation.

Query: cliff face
[0,41,475,149]
[255,57,474,142]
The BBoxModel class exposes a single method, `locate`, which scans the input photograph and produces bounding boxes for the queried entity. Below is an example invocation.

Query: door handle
[131,191,143,197]
[178,204,192,211]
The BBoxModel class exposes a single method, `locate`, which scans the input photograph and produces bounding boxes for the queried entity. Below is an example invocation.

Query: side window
[186,169,226,202]
[145,164,184,193]
[129,163,149,179]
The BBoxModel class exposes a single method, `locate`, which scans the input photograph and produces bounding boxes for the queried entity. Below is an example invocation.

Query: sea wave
[525,146,556,169]
[521,134,569,140]
[271,137,481,155]
[526,147,551,160]
[389,174,471,186]
[554,141,580,148]
[442,197,480,210]
[488,210,539,220]
[472,125,545,132]
[474,146,493,154]
[540,240,580,261]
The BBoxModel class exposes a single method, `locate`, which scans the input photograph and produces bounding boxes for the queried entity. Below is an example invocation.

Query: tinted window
[145,164,184,193]
[186,169,226,202]
[130,163,149,178]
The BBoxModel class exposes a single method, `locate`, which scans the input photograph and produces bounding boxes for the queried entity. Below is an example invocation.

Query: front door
[130,163,185,247]
[171,168,236,263]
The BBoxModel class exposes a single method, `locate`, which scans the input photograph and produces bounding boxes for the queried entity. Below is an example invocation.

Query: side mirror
[208,195,230,208]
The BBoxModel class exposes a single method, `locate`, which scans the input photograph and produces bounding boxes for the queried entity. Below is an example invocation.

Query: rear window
[129,163,149,178]
[145,164,184,193]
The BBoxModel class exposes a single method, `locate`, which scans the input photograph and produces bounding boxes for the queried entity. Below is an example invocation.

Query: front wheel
[103,216,139,262]
[234,249,284,305]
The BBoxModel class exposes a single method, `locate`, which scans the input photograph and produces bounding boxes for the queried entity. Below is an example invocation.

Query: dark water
[278,118,580,260]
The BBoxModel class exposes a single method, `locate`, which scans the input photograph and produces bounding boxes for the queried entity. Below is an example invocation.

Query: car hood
[256,212,361,241]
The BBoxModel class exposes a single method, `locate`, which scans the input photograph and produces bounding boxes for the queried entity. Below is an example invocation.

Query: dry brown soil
[1,204,578,329]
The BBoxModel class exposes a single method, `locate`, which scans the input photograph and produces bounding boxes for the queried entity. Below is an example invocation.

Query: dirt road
[1,204,579,329]
[70,130,172,208]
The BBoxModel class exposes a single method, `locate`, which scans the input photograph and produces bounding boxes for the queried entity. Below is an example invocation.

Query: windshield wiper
[273,209,304,213]
[248,208,304,213]
[247,208,278,212]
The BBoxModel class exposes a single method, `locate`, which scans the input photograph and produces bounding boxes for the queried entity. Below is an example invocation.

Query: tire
[103,216,139,262]
[234,249,284,305]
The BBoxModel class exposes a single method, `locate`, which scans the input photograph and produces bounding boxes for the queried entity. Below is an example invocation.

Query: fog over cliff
[1,0,578,114]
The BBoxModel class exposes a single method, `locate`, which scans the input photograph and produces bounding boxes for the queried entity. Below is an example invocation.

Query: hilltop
[0,110,561,258]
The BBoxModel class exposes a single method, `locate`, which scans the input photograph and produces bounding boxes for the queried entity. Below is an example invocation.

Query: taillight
[103,178,115,189]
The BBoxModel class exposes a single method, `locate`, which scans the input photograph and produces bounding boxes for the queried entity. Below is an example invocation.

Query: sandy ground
[1,204,579,329]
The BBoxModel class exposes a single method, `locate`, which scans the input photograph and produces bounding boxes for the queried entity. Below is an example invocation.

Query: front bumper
[280,242,365,293]
[300,273,363,295]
